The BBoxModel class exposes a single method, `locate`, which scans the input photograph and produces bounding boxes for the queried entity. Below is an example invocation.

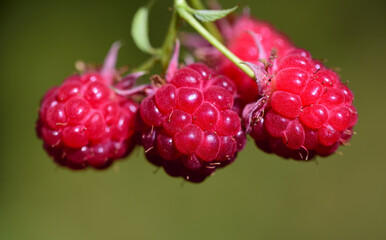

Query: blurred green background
[1,0,385,239]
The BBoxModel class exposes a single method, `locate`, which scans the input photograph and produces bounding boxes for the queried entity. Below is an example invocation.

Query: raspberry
[139,63,245,182]
[243,48,358,160]
[219,16,294,104]
[36,43,141,169]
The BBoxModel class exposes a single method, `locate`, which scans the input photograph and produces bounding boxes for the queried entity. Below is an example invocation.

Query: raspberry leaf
[187,6,238,22]
[131,6,157,54]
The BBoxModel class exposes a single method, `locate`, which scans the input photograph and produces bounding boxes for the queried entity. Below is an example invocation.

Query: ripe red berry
[36,43,141,169]
[219,16,294,104]
[244,48,358,160]
[139,63,245,182]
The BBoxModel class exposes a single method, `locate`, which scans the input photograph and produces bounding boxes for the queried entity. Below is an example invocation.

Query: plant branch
[190,0,224,42]
[160,8,179,70]
[132,56,160,73]
[175,0,255,78]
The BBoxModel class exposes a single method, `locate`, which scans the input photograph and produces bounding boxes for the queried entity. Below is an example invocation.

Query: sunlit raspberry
[36,43,142,169]
[243,48,358,160]
[139,63,245,182]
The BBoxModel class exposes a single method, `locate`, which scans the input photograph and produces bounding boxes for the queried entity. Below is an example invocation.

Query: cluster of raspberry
[36,3,357,183]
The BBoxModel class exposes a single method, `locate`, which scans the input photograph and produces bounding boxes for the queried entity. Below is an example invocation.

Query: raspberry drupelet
[36,43,142,169]
[243,47,358,160]
[139,63,245,182]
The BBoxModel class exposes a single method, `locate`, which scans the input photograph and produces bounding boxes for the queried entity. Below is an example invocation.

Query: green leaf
[131,6,156,54]
[187,5,238,22]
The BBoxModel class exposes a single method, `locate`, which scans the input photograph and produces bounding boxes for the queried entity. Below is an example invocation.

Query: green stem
[175,0,255,78]
[160,8,179,70]
[190,0,224,42]
[132,56,160,72]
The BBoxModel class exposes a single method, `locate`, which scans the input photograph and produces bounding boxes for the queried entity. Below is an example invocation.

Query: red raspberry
[36,43,140,169]
[243,48,358,160]
[219,16,294,104]
[139,63,245,182]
